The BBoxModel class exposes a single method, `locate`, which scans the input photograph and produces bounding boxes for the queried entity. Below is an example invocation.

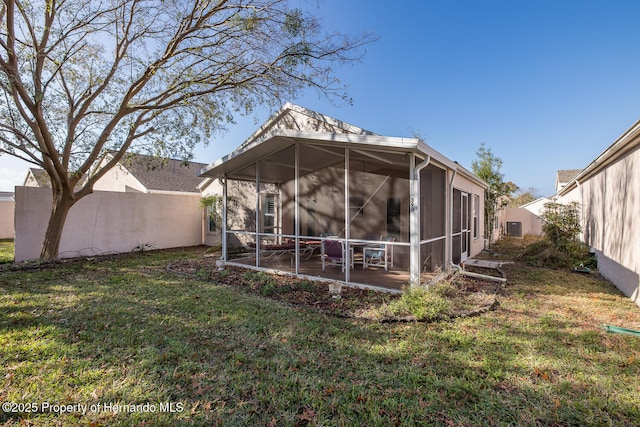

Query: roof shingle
[120,153,207,193]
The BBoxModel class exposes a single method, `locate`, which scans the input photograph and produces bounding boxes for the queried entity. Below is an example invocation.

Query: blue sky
[2,0,640,195]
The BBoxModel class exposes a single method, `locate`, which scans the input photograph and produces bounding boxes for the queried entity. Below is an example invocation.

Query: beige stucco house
[494,197,549,240]
[557,119,640,308]
[24,153,207,195]
[555,169,582,194]
[199,103,488,290]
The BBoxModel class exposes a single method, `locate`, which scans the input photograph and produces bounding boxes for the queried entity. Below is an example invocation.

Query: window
[473,195,480,239]
[207,204,217,233]
[262,194,277,234]
[202,195,222,234]
[349,196,364,221]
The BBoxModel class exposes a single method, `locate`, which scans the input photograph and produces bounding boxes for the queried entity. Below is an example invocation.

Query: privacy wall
[0,200,14,239]
[15,186,202,261]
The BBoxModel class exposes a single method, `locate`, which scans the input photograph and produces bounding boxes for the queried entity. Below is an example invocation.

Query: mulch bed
[167,255,503,322]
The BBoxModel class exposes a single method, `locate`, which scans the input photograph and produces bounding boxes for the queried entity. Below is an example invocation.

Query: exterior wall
[0,200,15,239]
[579,148,640,307]
[501,207,544,237]
[92,161,147,192]
[451,173,485,259]
[15,186,202,261]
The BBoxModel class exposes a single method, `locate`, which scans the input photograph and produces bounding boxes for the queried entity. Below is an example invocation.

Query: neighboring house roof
[24,168,51,187]
[0,191,14,201]
[24,153,207,194]
[557,169,581,184]
[558,119,640,197]
[520,197,552,216]
[555,169,582,192]
[118,152,207,193]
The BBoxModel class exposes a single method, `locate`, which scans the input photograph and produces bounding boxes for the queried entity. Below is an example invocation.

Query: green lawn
[0,243,639,426]
[0,239,13,263]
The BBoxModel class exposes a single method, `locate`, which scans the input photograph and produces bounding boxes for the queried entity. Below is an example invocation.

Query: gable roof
[118,152,208,193]
[556,169,581,184]
[237,103,377,151]
[25,153,207,194]
[25,168,51,187]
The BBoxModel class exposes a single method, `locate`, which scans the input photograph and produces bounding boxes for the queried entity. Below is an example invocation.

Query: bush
[385,282,453,321]
[520,201,596,269]
[541,202,581,246]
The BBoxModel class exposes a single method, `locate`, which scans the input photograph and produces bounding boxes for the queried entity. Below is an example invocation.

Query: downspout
[409,155,431,286]
[448,167,459,272]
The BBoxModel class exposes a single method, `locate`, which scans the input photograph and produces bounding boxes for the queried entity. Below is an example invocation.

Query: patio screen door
[452,189,471,264]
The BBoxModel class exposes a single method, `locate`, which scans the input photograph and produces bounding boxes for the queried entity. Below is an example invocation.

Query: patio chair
[321,239,354,272]
[242,241,301,260]
[363,237,395,271]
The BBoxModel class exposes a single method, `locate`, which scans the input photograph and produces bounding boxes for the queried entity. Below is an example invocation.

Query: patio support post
[410,155,431,286]
[294,143,300,273]
[344,148,350,283]
[255,162,260,267]
[222,178,227,261]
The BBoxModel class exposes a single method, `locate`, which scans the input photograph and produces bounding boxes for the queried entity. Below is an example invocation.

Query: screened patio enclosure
[199,130,484,290]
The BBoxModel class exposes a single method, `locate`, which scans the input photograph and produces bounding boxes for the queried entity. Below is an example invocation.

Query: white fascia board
[416,140,457,170]
[415,140,487,188]
[454,161,489,189]
[286,130,420,150]
[197,177,214,192]
[199,130,423,179]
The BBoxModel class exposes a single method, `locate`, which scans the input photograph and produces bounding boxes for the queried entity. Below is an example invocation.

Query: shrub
[521,202,595,269]
[541,202,581,247]
[385,282,453,321]
[291,280,315,292]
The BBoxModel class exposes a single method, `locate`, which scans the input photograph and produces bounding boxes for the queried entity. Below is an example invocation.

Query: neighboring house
[521,197,552,217]
[555,169,582,193]
[0,191,15,239]
[494,197,549,240]
[557,119,640,308]
[199,103,488,290]
[25,153,207,195]
[24,168,56,187]
[94,152,208,194]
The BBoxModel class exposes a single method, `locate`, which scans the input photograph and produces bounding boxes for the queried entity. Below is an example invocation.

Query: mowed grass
[1,243,639,426]
[0,239,13,263]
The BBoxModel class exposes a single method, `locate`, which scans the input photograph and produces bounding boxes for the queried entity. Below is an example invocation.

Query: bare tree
[0,0,373,258]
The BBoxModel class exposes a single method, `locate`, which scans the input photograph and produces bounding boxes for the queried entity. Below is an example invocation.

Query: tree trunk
[40,189,76,259]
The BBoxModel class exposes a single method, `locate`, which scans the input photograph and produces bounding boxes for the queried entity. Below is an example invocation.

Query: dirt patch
[167,255,503,322]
